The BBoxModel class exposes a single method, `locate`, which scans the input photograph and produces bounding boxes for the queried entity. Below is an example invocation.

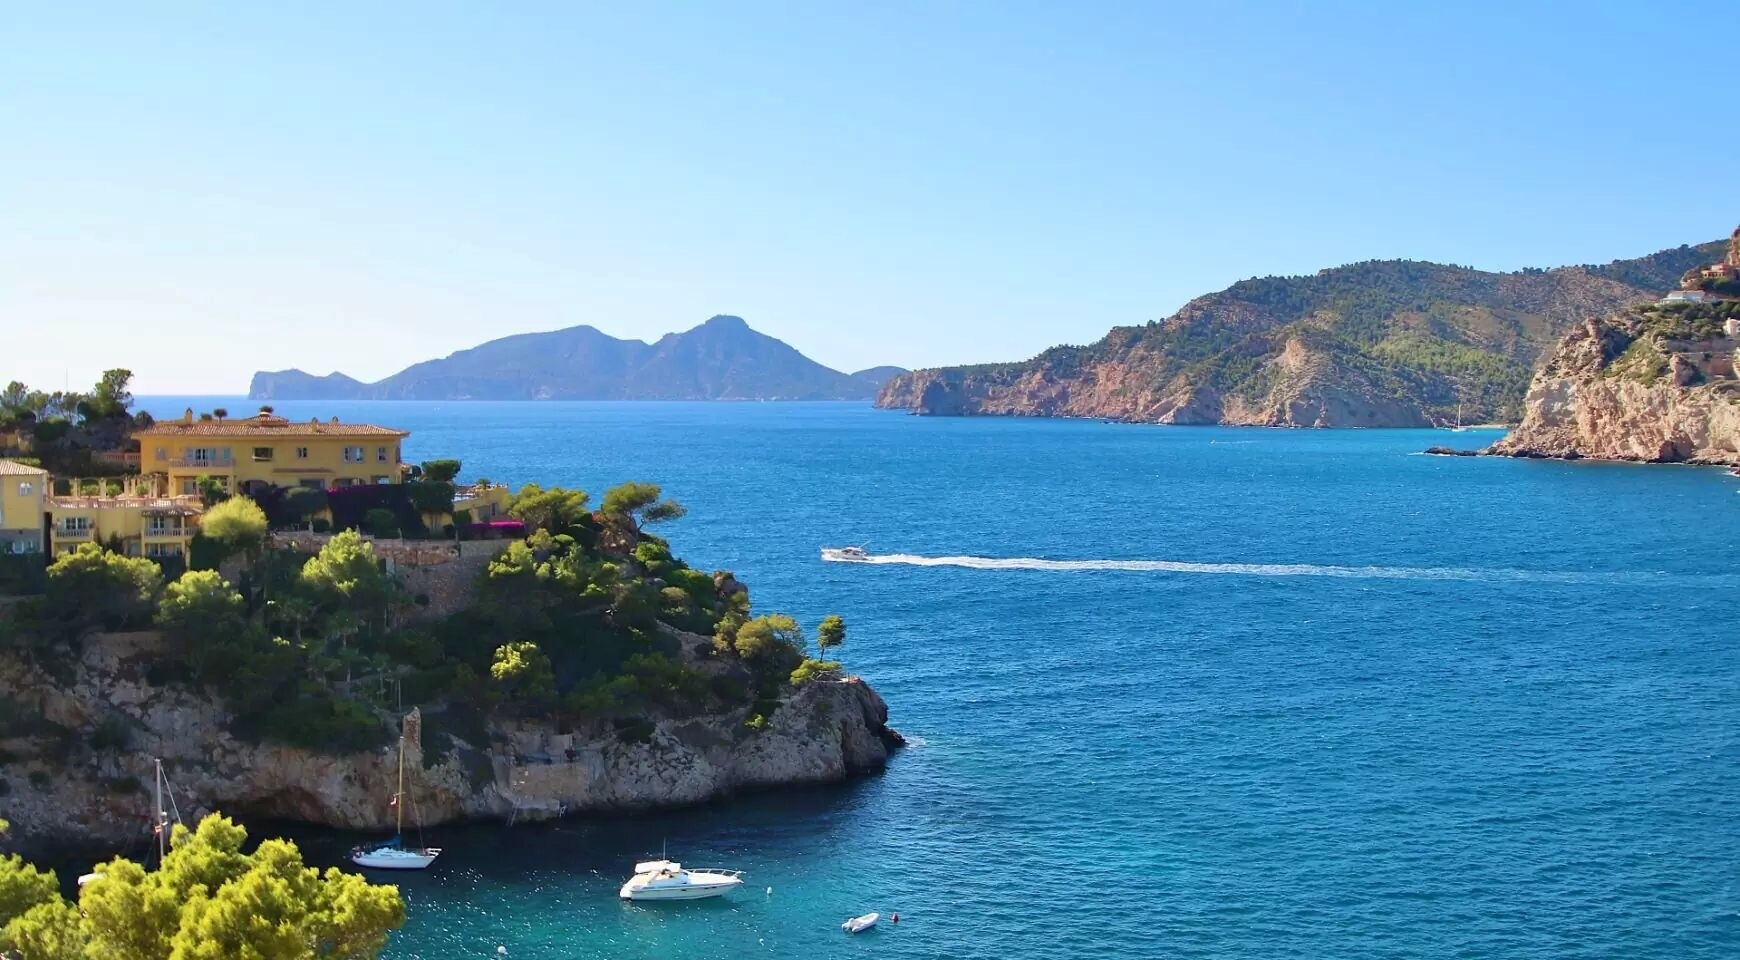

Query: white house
[1659,289,1711,305]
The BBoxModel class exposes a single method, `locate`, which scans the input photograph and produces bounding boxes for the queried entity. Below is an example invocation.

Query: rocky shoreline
[1479,307,1740,466]
[0,630,901,856]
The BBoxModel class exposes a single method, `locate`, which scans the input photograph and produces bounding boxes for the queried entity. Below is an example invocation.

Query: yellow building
[46,475,203,558]
[452,480,512,523]
[135,411,410,496]
[0,459,49,554]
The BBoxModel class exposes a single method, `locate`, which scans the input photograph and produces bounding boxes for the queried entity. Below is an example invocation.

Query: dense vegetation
[0,815,403,959]
[0,370,150,476]
[3,478,847,757]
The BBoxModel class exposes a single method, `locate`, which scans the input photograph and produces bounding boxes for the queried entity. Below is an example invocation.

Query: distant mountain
[249,316,905,402]
[877,240,1727,427]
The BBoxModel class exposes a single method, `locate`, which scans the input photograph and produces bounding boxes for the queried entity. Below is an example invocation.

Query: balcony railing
[164,456,235,468]
[57,526,95,540]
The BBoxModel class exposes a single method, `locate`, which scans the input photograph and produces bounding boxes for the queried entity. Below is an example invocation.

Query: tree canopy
[200,496,269,555]
[0,813,405,959]
[46,542,163,632]
[508,483,590,533]
[601,482,686,527]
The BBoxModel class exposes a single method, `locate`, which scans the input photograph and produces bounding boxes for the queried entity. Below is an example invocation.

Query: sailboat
[80,758,179,887]
[350,713,441,870]
[1447,402,1469,432]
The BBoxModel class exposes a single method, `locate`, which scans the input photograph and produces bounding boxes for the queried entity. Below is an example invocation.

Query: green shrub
[362,508,400,538]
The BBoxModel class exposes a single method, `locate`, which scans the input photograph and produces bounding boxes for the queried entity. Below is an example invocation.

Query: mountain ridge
[249,316,905,402]
[876,240,1728,427]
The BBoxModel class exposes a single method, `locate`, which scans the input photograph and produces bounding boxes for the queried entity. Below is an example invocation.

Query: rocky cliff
[878,240,1728,427]
[1486,302,1740,464]
[0,631,899,853]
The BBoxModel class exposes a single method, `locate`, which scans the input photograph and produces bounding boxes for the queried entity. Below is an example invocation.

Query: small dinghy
[842,912,879,934]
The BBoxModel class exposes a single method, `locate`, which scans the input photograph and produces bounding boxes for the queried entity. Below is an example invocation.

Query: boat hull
[350,846,441,870]
[619,879,742,901]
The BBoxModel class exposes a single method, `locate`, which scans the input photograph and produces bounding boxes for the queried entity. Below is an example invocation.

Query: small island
[0,376,898,955]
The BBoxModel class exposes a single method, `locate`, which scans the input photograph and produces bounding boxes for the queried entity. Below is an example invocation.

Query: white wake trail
[827,553,1653,584]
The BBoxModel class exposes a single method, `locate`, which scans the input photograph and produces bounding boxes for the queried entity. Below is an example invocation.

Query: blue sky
[4,2,1734,394]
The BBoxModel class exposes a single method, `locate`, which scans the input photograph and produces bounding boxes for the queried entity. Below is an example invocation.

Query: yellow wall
[47,495,201,558]
[136,414,407,496]
[0,463,49,553]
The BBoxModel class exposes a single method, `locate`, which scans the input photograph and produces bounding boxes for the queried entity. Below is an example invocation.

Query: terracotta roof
[136,412,408,439]
[0,459,47,476]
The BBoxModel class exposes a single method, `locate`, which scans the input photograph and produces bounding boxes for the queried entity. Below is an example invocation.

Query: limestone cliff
[0,631,899,853]
[1487,303,1740,464]
[878,239,1729,427]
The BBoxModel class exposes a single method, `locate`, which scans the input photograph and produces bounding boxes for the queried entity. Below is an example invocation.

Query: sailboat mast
[396,734,406,837]
[154,758,166,862]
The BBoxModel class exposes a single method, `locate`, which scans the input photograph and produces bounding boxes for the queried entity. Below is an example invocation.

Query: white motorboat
[618,859,744,901]
[821,545,872,562]
[842,912,879,934]
[351,711,440,871]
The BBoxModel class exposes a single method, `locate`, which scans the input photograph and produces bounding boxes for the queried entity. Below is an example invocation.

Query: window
[154,447,167,461]
[376,446,388,462]
[336,478,360,488]
[296,447,309,459]
[343,446,365,463]
[16,482,31,496]
[252,446,274,462]
[298,478,325,490]
[61,517,90,533]
[372,475,391,485]
[146,543,182,558]
[147,517,179,536]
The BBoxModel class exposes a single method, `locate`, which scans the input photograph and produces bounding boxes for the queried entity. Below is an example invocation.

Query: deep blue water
[140,400,1740,959]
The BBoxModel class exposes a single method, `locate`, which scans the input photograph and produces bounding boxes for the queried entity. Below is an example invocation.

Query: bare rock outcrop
[1487,307,1740,464]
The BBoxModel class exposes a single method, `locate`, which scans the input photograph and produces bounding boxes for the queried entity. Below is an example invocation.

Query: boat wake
[824,552,1679,585]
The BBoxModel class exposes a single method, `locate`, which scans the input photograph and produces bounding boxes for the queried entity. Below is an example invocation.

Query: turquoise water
[141,400,1740,958]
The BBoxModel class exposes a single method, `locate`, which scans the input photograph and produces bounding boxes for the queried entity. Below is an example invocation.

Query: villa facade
[134,411,410,496]
[0,460,49,554]
[0,411,440,564]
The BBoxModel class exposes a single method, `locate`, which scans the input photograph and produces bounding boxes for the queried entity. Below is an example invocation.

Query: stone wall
[266,532,511,622]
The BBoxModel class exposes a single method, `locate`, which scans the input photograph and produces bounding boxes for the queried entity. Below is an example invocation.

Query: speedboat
[842,912,879,934]
[350,838,441,871]
[821,545,871,562]
[619,859,744,901]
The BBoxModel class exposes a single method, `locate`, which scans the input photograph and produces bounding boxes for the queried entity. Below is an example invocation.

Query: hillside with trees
[877,239,1728,426]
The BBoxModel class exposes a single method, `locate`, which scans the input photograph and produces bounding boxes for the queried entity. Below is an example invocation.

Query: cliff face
[878,240,1729,427]
[881,330,1433,427]
[1487,305,1740,464]
[0,632,899,852]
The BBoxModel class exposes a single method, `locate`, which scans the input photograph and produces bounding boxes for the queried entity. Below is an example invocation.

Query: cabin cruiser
[619,859,744,901]
[820,545,871,562]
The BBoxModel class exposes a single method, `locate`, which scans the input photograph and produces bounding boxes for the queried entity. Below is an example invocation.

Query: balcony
[144,525,189,539]
[57,526,95,540]
[165,456,235,469]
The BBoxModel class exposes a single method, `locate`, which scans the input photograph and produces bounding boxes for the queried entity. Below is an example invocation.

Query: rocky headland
[0,628,897,855]
[877,239,1729,427]
[0,482,900,856]
[1486,301,1740,464]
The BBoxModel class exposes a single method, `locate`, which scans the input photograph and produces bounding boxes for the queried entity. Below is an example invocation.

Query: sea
[134,399,1740,959]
